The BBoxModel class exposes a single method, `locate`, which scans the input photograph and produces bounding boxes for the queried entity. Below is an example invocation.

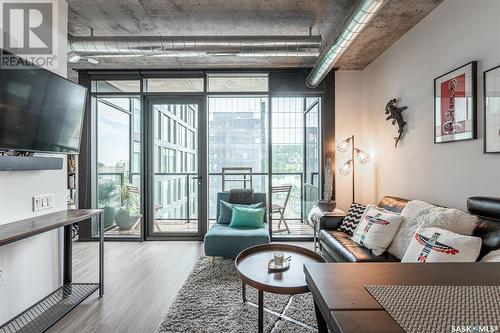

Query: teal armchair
[204,192,270,260]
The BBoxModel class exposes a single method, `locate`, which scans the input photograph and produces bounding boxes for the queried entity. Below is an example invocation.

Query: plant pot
[102,206,118,229]
[317,200,337,212]
[115,208,140,230]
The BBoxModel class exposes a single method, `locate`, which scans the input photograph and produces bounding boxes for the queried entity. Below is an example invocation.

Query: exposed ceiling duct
[67,35,322,62]
[306,0,385,88]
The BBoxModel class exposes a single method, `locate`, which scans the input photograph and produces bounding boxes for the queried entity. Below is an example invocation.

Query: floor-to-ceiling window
[94,80,142,238]
[207,96,269,225]
[78,70,331,241]
[271,97,320,237]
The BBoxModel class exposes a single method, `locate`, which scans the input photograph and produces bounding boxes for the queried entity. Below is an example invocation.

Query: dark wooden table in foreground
[304,262,500,333]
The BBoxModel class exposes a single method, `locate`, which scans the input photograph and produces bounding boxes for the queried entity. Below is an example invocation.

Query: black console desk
[0,209,104,333]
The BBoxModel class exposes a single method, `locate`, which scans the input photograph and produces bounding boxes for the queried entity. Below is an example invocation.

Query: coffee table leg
[314,301,328,333]
[242,281,247,303]
[258,290,264,333]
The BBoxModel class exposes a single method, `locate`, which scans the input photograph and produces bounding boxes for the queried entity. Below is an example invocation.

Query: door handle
[192,176,202,180]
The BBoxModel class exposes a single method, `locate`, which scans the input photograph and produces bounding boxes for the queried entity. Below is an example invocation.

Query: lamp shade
[355,148,370,164]
[339,160,352,176]
[336,137,352,153]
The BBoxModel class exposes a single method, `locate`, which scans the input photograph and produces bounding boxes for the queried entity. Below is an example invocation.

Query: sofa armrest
[319,215,344,231]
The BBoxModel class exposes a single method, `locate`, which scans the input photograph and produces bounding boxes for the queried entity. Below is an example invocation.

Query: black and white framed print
[434,61,477,143]
[484,65,500,154]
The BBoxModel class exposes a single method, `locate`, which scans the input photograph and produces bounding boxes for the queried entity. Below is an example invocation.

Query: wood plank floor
[49,241,203,333]
[48,240,313,333]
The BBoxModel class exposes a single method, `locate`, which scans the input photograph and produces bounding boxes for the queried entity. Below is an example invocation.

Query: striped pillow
[339,203,366,235]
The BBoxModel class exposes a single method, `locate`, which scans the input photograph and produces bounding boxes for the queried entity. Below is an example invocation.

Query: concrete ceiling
[67,0,444,77]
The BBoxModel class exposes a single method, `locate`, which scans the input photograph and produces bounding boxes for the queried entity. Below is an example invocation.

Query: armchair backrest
[216,191,267,223]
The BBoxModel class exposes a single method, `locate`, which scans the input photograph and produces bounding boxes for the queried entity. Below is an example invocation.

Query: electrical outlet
[33,194,55,211]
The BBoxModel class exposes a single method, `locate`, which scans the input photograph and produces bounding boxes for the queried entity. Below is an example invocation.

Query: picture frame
[434,61,477,144]
[483,65,500,154]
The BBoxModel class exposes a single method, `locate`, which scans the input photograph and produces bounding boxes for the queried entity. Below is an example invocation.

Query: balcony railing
[97,171,314,225]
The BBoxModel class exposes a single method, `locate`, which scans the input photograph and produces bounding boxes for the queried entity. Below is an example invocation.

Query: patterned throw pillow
[351,205,404,256]
[402,227,482,263]
[339,203,367,235]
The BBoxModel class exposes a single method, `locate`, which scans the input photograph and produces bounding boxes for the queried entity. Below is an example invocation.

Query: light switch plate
[33,194,54,211]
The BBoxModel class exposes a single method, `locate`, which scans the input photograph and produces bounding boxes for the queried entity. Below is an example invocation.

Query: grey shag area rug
[156,256,318,333]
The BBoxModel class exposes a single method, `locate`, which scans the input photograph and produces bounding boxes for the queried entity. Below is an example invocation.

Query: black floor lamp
[336,135,370,203]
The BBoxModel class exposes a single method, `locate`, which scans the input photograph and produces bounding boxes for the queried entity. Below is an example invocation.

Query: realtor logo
[2,2,52,54]
[0,0,58,69]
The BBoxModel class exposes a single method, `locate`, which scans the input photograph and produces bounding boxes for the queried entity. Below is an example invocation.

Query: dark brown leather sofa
[318,196,500,263]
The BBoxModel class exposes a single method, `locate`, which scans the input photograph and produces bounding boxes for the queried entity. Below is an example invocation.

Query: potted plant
[98,180,119,229]
[318,158,336,212]
[114,184,141,230]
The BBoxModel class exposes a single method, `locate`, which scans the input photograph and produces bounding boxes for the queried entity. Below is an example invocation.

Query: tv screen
[0,51,87,154]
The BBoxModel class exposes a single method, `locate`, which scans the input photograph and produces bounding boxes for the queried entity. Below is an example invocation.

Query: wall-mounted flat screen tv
[0,50,87,154]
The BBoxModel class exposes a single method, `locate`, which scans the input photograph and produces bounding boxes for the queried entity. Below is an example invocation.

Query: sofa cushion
[218,200,264,224]
[319,230,399,262]
[351,205,404,256]
[480,249,500,262]
[402,227,482,263]
[338,203,366,235]
[229,206,265,228]
[204,223,270,258]
[387,200,479,259]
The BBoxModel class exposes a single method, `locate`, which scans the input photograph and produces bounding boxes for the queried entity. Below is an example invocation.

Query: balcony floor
[104,218,314,237]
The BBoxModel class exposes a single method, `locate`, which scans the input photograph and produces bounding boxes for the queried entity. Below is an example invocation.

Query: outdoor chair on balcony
[271,185,293,234]
[204,191,269,262]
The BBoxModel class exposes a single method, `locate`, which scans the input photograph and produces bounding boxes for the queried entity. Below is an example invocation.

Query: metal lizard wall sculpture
[385,98,408,148]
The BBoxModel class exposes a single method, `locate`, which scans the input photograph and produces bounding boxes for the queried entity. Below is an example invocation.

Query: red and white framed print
[434,61,477,143]
[484,65,500,154]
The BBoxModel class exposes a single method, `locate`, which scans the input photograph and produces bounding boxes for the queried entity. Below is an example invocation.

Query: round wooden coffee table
[235,243,325,333]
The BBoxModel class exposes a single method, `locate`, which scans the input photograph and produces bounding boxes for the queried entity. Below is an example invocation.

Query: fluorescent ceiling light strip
[306,0,384,88]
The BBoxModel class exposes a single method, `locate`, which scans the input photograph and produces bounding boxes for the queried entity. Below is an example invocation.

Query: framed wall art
[484,65,500,154]
[434,61,477,143]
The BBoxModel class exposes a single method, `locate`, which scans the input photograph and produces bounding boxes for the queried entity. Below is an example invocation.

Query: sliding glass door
[270,97,320,238]
[146,97,206,238]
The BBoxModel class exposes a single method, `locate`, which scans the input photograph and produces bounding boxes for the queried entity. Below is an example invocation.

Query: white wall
[335,0,500,211]
[0,0,68,323]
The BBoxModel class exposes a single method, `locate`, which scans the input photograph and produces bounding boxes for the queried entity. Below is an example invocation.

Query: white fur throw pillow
[387,200,479,259]
[402,227,482,263]
[480,249,500,262]
[387,200,434,259]
[351,205,403,256]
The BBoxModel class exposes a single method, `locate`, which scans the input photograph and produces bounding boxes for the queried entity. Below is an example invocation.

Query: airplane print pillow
[402,227,482,263]
[351,205,404,256]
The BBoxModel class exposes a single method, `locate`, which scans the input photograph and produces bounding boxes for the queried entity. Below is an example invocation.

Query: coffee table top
[235,243,325,295]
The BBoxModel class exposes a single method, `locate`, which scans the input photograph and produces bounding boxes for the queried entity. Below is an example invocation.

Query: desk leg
[242,282,247,303]
[99,212,104,297]
[314,301,328,333]
[63,224,73,285]
[258,290,264,333]
[63,224,73,298]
